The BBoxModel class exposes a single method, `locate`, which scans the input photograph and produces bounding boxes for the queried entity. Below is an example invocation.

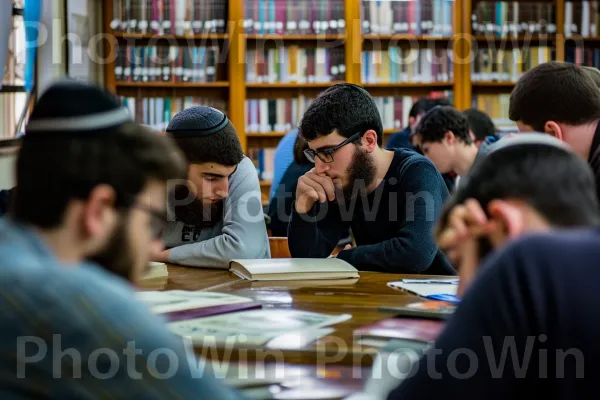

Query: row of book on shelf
[243,0,345,35]
[246,47,345,84]
[565,0,600,37]
[362,49,453,84]
[361,0,454,36]
[114,45,220,83]
[121,96,227,130]
[471,2,557,37]
[111,0,228,34]
[245,92,452,134]
[471,46,553,82]
[566,47,600,67]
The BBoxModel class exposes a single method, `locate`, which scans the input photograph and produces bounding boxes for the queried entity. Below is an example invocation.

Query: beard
[168,185,224,227]
[88,216,134,282]
[336,147,377,204]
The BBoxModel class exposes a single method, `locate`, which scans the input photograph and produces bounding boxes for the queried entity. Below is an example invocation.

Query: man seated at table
[288,83,454,274]
[436,134,600,297]
[387,145,600,400]
[412,106,483,186]
[153,105,270,268]
[1,80,241,398]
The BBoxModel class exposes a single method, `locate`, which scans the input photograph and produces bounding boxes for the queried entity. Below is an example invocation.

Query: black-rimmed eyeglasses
[304,132,364,164]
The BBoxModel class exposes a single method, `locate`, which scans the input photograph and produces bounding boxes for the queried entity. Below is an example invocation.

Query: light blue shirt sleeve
[270,129,298,200]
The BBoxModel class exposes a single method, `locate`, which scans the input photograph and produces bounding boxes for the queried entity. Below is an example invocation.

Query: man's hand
[436,199,500,297]
[295,168,336,214]
[329,244,352,258]
[149,249,170,263]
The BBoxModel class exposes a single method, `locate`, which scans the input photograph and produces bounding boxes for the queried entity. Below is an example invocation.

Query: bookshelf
[104,0,579,198]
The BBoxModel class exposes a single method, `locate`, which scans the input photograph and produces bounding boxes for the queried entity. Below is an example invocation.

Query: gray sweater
[163,157,270,268]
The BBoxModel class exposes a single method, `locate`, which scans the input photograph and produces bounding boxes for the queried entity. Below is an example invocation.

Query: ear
[486,199,525,247]
[444,130,456,145]
[362,129,379,152]
[544,121,563,141]
[469,130,477,142]
[82,184,117,239]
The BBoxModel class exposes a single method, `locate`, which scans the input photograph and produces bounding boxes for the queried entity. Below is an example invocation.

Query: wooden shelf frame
[103,0,571,150]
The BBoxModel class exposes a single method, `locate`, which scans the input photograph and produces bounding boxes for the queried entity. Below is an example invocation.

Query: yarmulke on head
[25,79,131,134]
[166,106,244,167]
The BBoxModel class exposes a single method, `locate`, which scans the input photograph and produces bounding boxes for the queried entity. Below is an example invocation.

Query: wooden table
[142,265,434,367]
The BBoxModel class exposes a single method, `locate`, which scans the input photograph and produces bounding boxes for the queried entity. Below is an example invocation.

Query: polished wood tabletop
[140,265,442,367]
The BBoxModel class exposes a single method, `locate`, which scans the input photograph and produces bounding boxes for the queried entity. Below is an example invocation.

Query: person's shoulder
[390,148,440,177]
[482,228,600,278]
[230,157,260,186]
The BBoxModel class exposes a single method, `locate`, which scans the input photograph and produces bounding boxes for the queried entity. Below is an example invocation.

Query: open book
[229,258,360,281]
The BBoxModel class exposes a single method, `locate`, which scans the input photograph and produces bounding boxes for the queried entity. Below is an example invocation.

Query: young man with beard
[0,81,241,399]
[288,83,455,274]
[153,106,270,268]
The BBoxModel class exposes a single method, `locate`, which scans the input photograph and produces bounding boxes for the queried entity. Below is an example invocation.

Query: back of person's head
[166,106,244,166]
[509,62,600,132]
[440,134,600,231]
[463,108,497,142]
[299,83,384,146]
[13,80,186,229]
[415,106,472,144]
[582,66,600,88]
[408,97,451,119]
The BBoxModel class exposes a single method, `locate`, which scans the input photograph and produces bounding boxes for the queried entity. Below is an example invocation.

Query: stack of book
[246,46,345,83]
[243,0,345,35]
[114,45,221,83]
[362,48,453,83]
[361,0,454,36]
[110,0,228,35]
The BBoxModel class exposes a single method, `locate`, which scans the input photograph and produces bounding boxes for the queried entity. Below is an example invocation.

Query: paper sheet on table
[387,281,458,297]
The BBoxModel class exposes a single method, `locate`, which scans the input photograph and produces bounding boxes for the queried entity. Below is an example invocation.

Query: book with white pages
[229,258,360,281]
[387,278,459,300]
[137,290,254,314]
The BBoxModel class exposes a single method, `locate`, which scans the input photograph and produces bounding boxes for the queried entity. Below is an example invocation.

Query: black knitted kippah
[25,79,131,134]
[166,106,230,137]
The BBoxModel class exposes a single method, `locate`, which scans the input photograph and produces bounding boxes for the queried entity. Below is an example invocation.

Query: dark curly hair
[415,106,472,144]
[170,121,244,166]
[299,83,384,146]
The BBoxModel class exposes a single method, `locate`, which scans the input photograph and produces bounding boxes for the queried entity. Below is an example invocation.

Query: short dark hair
[416,106,472,144]
[409,98,452,119]
[13,122,187,228]
[293,133,310,165]
[463,108,496,141]
[509,62,600,132]
[299,83,383,146]
[439,143,600,232]
[170,121,244,166]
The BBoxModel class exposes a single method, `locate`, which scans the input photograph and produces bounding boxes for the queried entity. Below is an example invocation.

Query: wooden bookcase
[103,0,586,198]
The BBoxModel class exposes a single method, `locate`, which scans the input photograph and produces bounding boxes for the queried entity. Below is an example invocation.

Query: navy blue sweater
[389,228,600,399]
[288,149,455,275]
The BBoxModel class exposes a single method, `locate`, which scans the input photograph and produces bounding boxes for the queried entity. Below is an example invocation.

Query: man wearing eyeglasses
[288,83,455,275]
[0,81,243,399]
